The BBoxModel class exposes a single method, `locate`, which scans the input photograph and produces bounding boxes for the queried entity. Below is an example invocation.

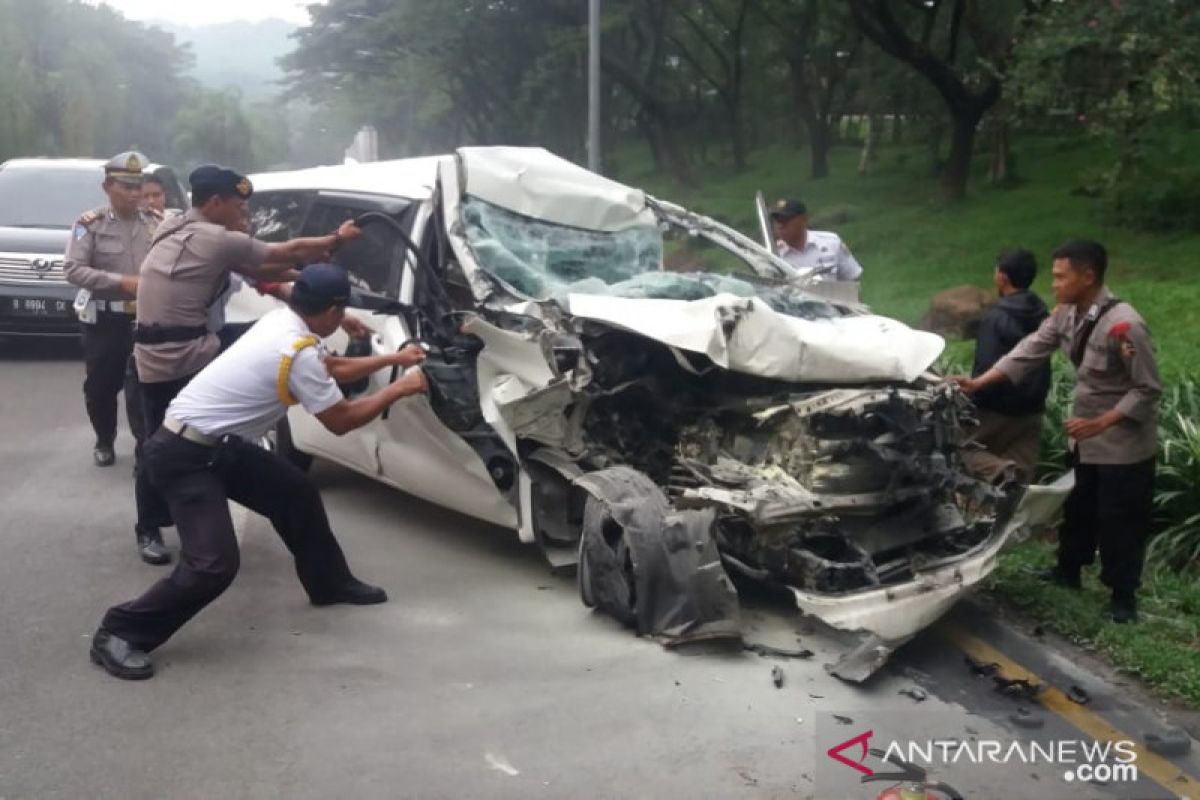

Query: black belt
[133,324,208,345]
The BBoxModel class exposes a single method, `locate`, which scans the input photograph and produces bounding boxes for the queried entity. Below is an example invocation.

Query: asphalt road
[1,340,1197,800]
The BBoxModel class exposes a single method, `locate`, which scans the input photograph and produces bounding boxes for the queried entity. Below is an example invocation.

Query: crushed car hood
[567,292,945,384]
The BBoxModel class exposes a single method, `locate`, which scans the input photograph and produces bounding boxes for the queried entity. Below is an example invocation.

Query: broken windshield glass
[461,196,842,320]
[462,196,663,298]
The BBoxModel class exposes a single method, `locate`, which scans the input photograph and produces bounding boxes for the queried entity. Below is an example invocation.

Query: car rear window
[0,165,106,229]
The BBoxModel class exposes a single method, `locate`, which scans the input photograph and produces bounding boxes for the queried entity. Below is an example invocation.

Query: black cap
[769,198,808,220]
[292,263,358,313]
[188,164,253,200]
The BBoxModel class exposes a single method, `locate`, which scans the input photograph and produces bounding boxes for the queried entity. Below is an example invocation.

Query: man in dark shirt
[963,249,1051,483]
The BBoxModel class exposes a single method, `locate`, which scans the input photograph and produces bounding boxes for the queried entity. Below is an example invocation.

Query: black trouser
[80,313,144,449]
[102,429,356,651]
[133,374,196,531]
[1058,455,1156,598]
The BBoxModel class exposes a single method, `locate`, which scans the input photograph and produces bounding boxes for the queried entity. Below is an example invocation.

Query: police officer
[957,240,1161,623]
[63,151,155,468]
[770,198,863,282]
[90,264,429,680]
[130,165,362,565]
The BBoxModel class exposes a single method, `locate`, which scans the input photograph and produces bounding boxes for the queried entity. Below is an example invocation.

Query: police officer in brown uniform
[130,165,362,564]
[957,240,1161,623]
[63,151,155,468]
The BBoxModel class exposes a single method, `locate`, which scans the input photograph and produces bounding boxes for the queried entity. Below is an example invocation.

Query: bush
[1108,165,1200,233]
[1039,370,1200,573]
[936,348,1200,574]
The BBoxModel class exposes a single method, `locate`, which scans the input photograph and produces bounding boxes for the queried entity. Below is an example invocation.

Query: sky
[90,0,324,26]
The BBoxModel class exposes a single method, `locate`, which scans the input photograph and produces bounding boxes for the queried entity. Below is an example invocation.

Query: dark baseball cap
[769,198,808,220]
[188,164,253,200]
[291,263,359,312]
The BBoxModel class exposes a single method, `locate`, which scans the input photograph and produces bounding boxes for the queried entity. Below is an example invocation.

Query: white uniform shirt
[167,307,343,440]
[777,230,863,282]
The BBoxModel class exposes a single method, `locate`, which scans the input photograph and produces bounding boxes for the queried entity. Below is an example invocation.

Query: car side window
[249,190,311,243]
[303,199,411,296]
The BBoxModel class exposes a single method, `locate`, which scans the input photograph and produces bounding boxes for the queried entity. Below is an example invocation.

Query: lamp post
[587,0,601,173]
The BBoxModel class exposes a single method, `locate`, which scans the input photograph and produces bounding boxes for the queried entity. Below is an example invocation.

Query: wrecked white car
[231,147,1054,681]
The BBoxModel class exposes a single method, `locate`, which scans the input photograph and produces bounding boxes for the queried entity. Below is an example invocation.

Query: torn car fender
[575,466,741,645]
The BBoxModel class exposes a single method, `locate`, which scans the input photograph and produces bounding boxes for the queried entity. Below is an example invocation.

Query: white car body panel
[566,292,945,383]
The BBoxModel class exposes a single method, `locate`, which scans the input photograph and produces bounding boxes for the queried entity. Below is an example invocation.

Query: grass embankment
[621,138,1200,705]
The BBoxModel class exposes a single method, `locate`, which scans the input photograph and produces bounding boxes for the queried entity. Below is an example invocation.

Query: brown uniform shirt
[134,208,270,384]
[995,287,1161,465]
[63,206,157,302]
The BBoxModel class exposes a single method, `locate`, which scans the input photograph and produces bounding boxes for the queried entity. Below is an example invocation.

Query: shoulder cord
[277,336,321,406]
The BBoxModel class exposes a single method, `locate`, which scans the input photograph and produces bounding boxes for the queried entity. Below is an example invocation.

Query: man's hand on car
[395,368,428,395]
[394,343,427,368]
[949,375,980,394]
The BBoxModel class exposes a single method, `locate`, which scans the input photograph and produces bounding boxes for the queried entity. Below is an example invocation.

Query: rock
[920,285,996,339]
[1143,727,1191,757]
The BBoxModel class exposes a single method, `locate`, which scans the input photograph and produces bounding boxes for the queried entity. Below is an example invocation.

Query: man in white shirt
[90,264,428,680]
[770,198,863,282]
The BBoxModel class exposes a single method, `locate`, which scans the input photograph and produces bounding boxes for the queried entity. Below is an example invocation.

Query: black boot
[89,629,154,680]
[1038,565,1081,590]
[93,443,115,467]
[136,526,171,566]
[311,578,388,606]
[1110,593,1138,624]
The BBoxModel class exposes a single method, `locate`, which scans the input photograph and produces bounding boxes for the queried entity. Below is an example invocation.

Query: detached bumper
[788,473,1075,681]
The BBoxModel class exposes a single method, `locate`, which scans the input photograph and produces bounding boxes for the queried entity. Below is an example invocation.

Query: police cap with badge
[769,198,808,221]
[189,165,254,202]
[104,151,149,186]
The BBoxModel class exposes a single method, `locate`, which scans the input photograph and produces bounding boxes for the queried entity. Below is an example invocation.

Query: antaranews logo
[823,723,1140,798]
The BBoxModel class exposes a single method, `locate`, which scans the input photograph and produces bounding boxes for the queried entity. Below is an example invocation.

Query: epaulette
[76,209,103,227]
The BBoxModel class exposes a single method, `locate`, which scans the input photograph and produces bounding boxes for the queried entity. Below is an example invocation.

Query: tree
[761,0,861,179]
[848,0,1040,201]
[169,88,256,172]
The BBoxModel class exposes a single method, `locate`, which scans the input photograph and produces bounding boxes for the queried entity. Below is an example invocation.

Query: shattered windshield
[462,196,841,319]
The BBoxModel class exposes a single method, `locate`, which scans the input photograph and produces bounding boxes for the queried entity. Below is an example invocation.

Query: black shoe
[1038,566,1081,590]
[1110,595,1138,624]
[136,527,171,566]
[311,578,388,607]
[93,445,115,467]
[89,629,154,680]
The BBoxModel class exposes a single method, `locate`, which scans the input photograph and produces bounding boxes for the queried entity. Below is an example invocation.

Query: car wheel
[577,494,638,627]
[273,416,313,473]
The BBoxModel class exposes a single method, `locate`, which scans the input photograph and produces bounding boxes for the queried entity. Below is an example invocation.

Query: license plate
[8,297,69,316]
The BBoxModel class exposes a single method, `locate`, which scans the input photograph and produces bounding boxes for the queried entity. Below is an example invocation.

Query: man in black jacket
[964,249,1052,483]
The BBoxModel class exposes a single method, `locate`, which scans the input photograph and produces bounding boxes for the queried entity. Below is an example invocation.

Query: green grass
[621,136,1200,378]
[989,540,1200,706]
[619,136,1200,705]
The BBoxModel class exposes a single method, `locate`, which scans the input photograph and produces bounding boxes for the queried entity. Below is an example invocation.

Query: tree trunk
[809,119,831,179]
[858,114,881,176]
[942,109,981,201]
[987,120,1012,184]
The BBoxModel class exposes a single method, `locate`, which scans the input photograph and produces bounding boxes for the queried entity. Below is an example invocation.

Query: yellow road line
[942,623,1200,798]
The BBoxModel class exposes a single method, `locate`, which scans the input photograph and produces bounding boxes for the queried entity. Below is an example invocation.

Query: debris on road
[899,686,928,702]
[743,642,814,659]
[771,665,785,688]
[993,675,1043,702]
[964,655,1000,677]
[1010,707,1045,729]
[1066,684,1091,705]
[1143,727,1191,757]
[833,714,854,725]
[485,752,520,776]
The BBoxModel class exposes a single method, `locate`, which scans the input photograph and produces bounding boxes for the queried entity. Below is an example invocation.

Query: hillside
[153,18,297,100]
[623,137,1200,378]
